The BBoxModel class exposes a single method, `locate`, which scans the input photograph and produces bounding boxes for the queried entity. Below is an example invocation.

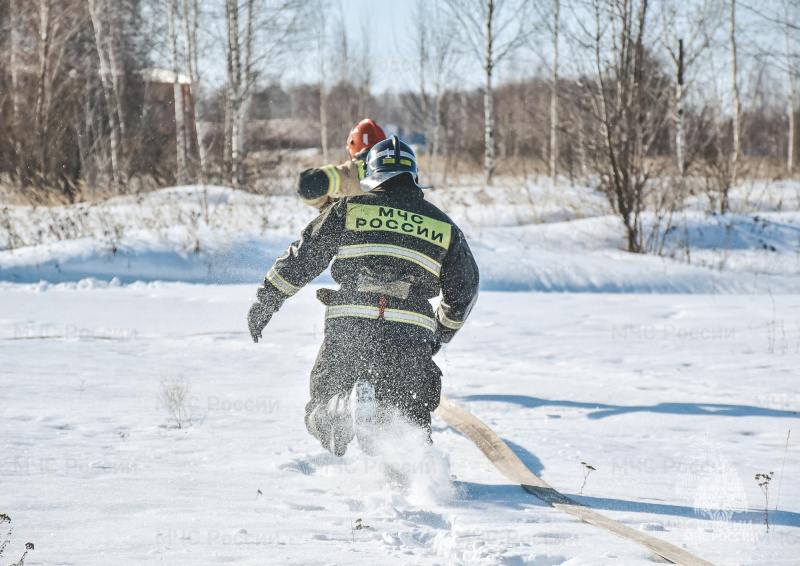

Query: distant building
[247,119,321,149]
[197,119,322,152]
[139,68,199,159]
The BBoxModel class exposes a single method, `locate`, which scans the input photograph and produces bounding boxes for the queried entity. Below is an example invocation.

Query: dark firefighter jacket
[297,160,365,210]
[258,178,480,347]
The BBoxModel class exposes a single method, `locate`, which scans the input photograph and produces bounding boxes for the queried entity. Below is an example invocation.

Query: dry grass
[159,377,194,429]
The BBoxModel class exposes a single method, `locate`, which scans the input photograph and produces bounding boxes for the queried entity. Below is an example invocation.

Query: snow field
[2,182,800,293]
[2,283,799,565]
[2,178,799,563]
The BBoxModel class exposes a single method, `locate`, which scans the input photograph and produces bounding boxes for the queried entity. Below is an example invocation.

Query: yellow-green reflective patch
[346,203,452,249]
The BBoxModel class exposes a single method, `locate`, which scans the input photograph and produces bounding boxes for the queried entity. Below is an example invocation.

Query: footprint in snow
[283,501,325,512]
[278,452,344,476]
[277,459,315,475]
[395,509,450,530]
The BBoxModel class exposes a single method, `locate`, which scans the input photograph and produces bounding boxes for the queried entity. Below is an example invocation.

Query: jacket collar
[369,177,424,200]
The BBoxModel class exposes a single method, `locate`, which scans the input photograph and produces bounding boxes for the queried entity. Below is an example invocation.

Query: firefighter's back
[327,179,455,330]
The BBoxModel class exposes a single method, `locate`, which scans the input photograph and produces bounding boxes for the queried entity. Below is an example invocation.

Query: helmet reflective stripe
[361,135,426,190]
[369,149,415,165]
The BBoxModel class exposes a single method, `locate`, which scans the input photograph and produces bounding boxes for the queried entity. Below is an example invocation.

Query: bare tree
[580,0,672,253]
[444,0,530,184]
[181,0,207,181]
[88,0,124,187]
[223,30,233,174]
[167,0,188,185]
[8,0,24,185]
[335,1,350,86]
[313,0,329,162]
[430,7,460,182]
[226,0,241,186]
[729,0,741,198]
[409,2,461,183]
[225,0,251,188]
[224,0,304,188]
[105,5,125,138]
[0,0,167,199]
[356,15,374,120]
[330,0,356,131]
[660,0,717,177]
[32,0,88,185]
[781,0,796,174]
[414,2,459,183]
[35,0,53,176]
[550,0,560,186]
[415,0,432,156]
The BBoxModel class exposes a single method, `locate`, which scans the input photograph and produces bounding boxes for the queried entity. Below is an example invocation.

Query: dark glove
[430,338,442,357]
[247,301,274,343]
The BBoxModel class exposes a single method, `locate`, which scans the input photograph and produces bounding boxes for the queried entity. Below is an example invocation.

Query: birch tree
[729,0,741,199]
[444,0,530,184]
[412,2,460,182]
[181,0,207,181]
[356,16,374,121]
[225,0,249,188]
[105,6,125,138]
[550,0,560,186]
[35,0,52,176]
[660,0,718,176]
[223,0,303,188]
[313,0,329,162]
[415,0,431,155]
[167,0,188,185]
[331,2,356,129]
[430,7,460,181]
[9,0,24,185]
[33,0,87,183]
[780,0,797,174]
[88,0,124,187]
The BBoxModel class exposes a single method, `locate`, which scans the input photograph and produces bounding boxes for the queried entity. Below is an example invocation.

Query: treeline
[0,0,165,200]
[0,0,798,251]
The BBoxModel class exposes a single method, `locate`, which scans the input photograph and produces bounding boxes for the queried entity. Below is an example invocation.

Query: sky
[293,0,483,93]
[198,0,502,93]
[152,0,793,103]
[186,0,438,93]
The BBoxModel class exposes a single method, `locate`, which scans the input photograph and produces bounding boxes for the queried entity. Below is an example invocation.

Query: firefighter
[248,136,479,457]
[297,118,387,210]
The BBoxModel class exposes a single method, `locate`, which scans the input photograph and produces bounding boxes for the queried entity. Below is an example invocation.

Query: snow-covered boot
[306,394,354,457]
[349,380,379,455]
